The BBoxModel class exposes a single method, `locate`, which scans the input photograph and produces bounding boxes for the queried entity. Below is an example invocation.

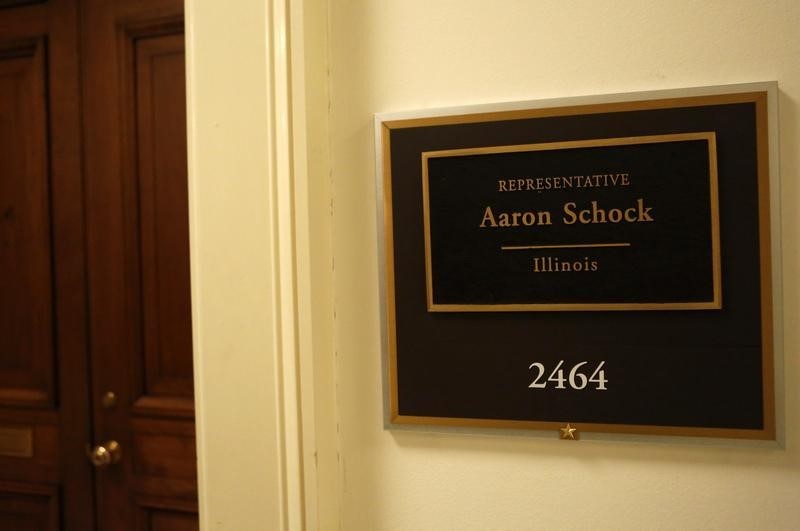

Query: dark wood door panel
[82,0,191,430]
[0,481,60,531]
[0,37,54,408]
[125,24,193,407]
[136,497,198,531]
[0,1,93,530]
[83,0,196,528]
[0,0,195,527]
[0,1,47,9]
[131,418,196,499]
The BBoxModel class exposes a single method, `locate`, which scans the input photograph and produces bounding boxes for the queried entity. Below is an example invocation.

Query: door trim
[185,0,318,528]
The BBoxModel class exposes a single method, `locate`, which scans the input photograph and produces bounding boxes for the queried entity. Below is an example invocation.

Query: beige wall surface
[187,0,800,529]
[325,1,800,530]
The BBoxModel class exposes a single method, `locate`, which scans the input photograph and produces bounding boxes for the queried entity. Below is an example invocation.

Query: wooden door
[81,1,197,529]
[0,0,197,529]
[0,0,94,529]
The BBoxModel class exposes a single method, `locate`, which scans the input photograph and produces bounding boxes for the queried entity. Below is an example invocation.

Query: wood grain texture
[82,1,195,528]
[0,1,94,529]
[133,30,193,401]
[0,481,59,531]
[131,418,196,499]
[136,496,198,531]
[0,38,54,408]
[143,509,198,531]
[0,0,45,9]
[0,1,194,528]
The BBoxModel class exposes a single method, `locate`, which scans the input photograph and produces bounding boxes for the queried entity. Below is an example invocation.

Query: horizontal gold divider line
[501,242,631,250]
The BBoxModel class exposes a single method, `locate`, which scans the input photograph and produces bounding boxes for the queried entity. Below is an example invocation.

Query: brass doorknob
[87,440,122,467]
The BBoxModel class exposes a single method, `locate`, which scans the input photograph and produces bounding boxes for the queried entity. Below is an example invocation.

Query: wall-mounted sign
[422,133,721,311]
[376,83,780,440]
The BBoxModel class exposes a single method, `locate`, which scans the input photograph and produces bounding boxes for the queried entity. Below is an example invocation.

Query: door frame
[185,0,325,529]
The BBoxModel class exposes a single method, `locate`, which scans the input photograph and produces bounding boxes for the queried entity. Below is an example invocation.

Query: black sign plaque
[422,133,721,311]
[377,85,778,440]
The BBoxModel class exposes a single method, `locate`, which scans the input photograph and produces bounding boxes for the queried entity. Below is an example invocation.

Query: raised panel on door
[81,0,196,528]
[0,1,93,529]
[120,6,197,513]
[127,26,194,411]
[0,1,48,7]
[0,38,53,408]
[135,497,198,531]
[0,481,59,531]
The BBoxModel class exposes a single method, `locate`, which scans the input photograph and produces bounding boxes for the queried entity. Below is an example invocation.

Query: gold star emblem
[559,423,578,440]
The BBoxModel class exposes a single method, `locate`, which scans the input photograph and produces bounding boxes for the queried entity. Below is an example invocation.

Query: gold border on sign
[382,124,400,419]
[380,91,775,440]
[389,415,775,441]
[421,132,722,312]
[754,92,776,440]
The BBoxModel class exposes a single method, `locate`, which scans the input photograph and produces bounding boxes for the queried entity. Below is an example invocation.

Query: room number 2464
[528,360,608,390]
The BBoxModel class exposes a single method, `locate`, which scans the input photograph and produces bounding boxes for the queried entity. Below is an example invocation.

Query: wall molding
[185,0,315,528]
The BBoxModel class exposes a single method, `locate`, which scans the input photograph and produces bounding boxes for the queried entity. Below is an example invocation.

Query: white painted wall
[326,1,800,530]
[186,0,800,529]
